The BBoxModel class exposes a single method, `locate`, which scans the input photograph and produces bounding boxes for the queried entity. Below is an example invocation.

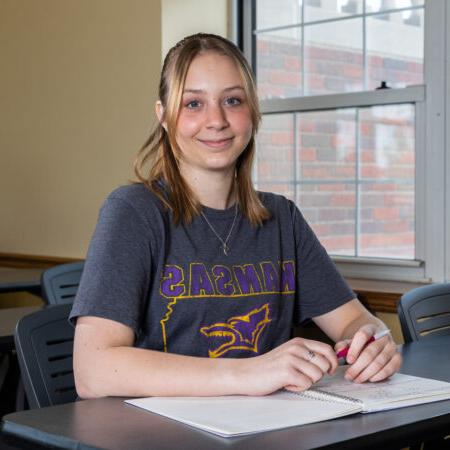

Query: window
[240,0,450,282]
[255,0,424,98]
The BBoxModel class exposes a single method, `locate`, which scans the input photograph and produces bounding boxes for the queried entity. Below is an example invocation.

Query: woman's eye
[186,100,201,109]
[224,97,241,106]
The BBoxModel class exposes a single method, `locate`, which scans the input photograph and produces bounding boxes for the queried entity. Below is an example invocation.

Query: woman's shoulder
[107,183,164,209]
[102,183,169,224]
[258,190,296,214]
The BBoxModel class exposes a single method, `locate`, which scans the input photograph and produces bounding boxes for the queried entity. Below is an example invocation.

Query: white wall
[161,0,229,58]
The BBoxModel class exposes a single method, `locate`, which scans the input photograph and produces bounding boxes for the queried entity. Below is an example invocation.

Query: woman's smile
[197,137,234,149]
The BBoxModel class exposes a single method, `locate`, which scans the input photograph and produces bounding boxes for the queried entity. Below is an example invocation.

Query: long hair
[134,33,270,226]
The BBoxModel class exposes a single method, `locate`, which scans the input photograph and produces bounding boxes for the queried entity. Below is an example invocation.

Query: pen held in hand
[336,329,391,360]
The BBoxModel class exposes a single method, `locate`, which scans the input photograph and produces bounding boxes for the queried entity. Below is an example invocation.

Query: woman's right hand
[237,338,338,396]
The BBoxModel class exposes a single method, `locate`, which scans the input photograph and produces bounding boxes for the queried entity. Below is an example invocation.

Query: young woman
[70,33,401,399]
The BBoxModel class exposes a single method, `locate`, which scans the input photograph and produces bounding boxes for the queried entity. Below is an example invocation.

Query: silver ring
[307,350,316,360]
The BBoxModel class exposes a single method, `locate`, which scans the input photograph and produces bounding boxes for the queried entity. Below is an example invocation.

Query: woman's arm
[73,316,339,398]
[74,316,240,398]
[313,298,402,383]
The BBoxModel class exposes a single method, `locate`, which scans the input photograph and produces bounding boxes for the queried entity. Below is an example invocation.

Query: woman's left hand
[334,324,402,383]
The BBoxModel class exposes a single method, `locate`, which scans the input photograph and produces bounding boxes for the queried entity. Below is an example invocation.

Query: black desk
[2,336,450,450]
[0,268,43,296]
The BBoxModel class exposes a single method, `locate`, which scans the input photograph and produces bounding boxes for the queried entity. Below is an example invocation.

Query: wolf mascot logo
[200,304,271,357]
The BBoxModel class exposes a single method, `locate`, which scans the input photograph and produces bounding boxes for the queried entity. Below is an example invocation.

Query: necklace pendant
[201,204,238,258]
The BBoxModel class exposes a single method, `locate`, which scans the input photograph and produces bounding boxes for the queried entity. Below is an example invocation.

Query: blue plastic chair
[398,283,450,343]
[41,262,84,305]
[14,304,76,409]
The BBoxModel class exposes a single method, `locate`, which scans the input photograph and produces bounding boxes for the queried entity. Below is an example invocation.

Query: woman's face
[173,51,253,178]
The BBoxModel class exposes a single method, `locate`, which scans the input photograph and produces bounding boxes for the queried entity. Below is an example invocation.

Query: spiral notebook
[125,367,450,437]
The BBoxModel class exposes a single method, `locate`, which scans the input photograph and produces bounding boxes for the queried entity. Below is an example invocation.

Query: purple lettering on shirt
[190,263,215,296]
[260,261,280,292]
[212,265,235,295]
[233,264,262,294]
[280,260,295,292]
[160,265,185,297]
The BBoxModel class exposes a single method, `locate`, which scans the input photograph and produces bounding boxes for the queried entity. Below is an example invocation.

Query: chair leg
[0,353,9,390]
[15,378,28,411]
[0,352,25,416]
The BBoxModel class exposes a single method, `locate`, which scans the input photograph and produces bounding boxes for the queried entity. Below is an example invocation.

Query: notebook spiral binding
[295,388,363,405]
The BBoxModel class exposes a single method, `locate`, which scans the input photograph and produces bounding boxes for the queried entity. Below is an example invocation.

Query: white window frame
[446,0,450,283]
[237,0,449,283]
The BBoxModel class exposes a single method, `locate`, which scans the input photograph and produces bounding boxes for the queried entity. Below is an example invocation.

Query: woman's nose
[206,104,229,130]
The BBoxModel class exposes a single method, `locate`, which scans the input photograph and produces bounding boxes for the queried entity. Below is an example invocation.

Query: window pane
[256,114,295,201]
[256,0,302,30]
[298,183,356,256]
[304,0,363,22]
[360,184,414,258]
[297,109,357,256]
[367,10,424,89]
[257,28,302,100]
[298,109,356,181]
[304,18,363,95]
[359,104,415,258]
[255,104,415,259]
[366,0,424,13]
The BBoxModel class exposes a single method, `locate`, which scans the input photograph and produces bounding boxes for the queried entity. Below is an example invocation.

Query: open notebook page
[312,366,450,412]
[125,392,361,437]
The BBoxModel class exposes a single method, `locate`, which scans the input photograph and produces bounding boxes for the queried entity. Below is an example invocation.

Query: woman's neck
[181,167,236,210]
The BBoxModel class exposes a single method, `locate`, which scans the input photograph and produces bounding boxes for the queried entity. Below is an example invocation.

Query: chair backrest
[14,304,76,409]
[41,261,84,305]
[398,283,450,343]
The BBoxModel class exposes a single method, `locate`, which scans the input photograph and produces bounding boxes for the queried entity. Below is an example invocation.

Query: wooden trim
[347,278,430,314]
[0,253,82,269]
[354,291,403,314]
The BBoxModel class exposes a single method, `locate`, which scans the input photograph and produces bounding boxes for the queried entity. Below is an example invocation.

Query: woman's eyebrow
[183,85,245,94]
[223,85,245,92]
[183,89,204,94]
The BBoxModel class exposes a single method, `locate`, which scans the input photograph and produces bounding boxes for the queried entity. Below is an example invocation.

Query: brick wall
[255,36,419,259]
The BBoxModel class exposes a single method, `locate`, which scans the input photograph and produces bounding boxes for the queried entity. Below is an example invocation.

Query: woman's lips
[198,138,233,149]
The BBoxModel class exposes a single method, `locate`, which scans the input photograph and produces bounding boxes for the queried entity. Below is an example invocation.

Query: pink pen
[336,329,391,360]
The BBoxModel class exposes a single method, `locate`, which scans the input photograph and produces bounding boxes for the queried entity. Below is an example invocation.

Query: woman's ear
[155,101,167,130]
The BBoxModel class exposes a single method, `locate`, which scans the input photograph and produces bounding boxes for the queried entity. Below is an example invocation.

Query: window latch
[376,81,391,90]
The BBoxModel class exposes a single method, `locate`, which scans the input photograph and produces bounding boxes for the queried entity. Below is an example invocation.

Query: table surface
[0,267,43,294]
[2,336,450,450]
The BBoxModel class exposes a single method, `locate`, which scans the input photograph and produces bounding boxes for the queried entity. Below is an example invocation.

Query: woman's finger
[368,352,403,382]
[352,346,393,383]
[345,328,376,364]
[302,340,338,374]
[345,338,386,380]
[334,338,351,353]
[345,338,397,382]
[298,351,331,381]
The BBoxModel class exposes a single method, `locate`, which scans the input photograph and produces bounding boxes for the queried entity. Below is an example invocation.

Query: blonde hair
[134,33,270,225]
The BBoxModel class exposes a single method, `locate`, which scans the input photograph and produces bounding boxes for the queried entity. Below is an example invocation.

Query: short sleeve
[292,205,355,324]
[69,195,153,334]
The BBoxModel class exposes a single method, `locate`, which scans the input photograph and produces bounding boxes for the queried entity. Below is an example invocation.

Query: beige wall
[161,0,229,58]
[0,0,162,259]
[376,312,403,344]
[0,0,232,260]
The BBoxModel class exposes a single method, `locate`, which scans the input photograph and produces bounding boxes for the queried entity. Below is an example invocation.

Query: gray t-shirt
[70,184,355,358]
